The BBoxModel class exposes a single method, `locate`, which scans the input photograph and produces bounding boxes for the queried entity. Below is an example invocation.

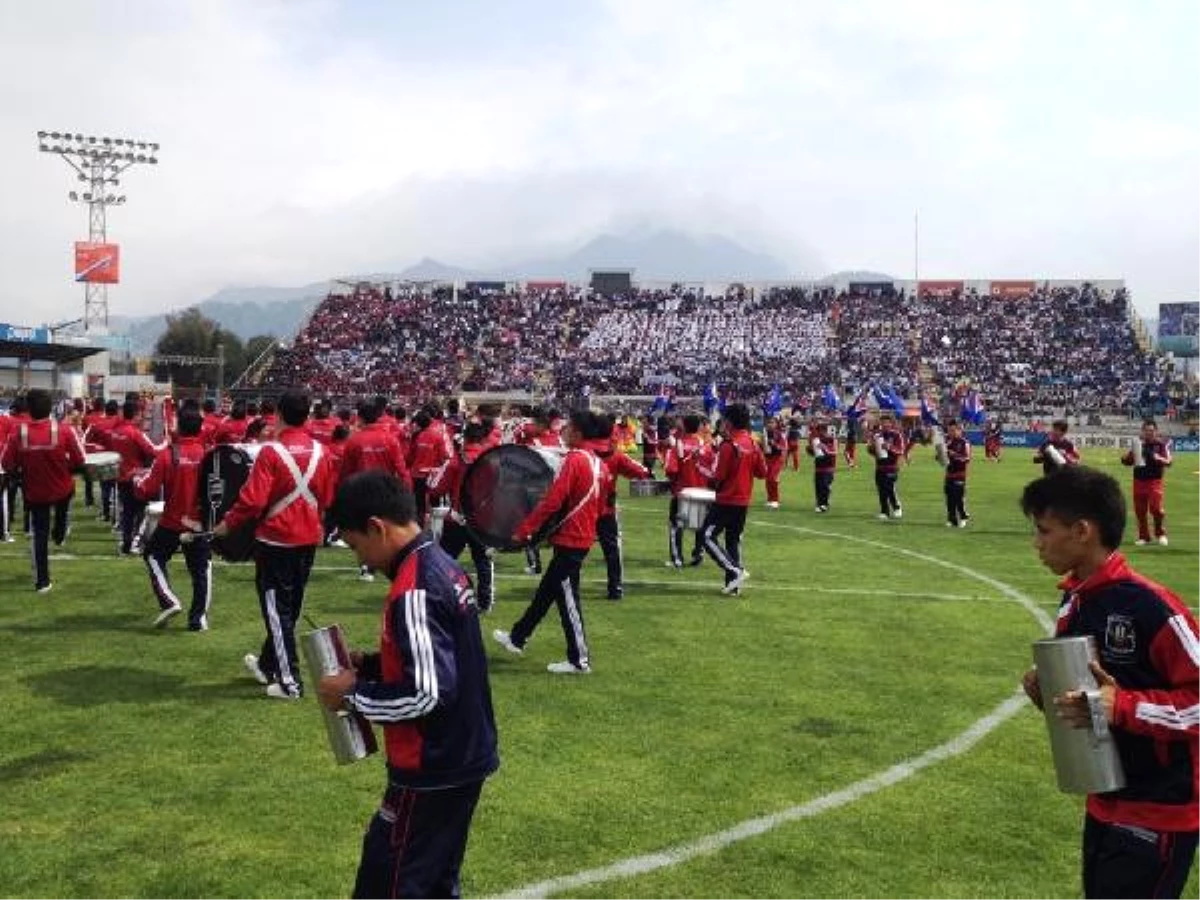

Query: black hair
[569,410,609,442]
[373,395,390,417]
[260,398,277,416]
[1142,418,1157,429]
[202,399,217,414]
[1020,466,1125,550]
[723,403,750,431]
[331,471,417,532]
[357,399,380,425]
[177,407,203,437]
[463,420,490,445]
[26,389,52,420]
[278,390,310,427]
[230,400,247,421]
[413,410,431,430]
[245,419,267,441]
[122,400,138,420]
[104,399,119,415]
[682,414,701,434]
[1051,419,1069,433]
[332,424,351,441]
[247,401,259,417]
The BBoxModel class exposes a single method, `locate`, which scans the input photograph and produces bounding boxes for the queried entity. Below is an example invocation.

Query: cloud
[0,0,1195,326]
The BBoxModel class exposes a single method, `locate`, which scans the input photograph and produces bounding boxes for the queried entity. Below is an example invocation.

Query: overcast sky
[0,0,1196,325]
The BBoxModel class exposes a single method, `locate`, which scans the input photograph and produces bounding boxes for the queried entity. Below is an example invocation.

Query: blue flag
[762,384,783,418]
[873,383,906,416]
[822,384,841,412]
[919,393,941,428]
[845,389,869,422]
[961,390,985,425]
[703,382,723,417]
[648,384,674,416]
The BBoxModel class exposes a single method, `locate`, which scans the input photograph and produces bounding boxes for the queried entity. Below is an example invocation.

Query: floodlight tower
[36,130,160,333]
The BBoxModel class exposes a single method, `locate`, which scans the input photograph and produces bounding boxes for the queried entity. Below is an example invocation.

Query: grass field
[0,446,1196,898]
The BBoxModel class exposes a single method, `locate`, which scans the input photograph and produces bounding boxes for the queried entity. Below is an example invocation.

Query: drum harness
[262,440,324,522]
[538,449,602,541]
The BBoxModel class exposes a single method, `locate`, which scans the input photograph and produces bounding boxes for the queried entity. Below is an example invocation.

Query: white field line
[502,517,1053,898]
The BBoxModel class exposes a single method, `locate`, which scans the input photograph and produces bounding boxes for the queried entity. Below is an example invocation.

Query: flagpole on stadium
[913,210,919,285]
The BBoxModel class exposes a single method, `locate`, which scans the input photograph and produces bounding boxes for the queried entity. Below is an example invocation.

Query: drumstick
[179,530,213,545]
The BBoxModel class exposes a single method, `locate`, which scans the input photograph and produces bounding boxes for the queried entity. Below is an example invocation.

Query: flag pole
[913,209,919,286]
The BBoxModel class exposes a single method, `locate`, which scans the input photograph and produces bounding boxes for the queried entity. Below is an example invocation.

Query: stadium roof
[0,338,105,366]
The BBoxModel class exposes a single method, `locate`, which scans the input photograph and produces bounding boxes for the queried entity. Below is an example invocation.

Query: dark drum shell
[460,444,564,551]
[200,443,261,562]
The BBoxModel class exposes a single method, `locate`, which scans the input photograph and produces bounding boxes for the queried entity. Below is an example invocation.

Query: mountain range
[108,230,843,353]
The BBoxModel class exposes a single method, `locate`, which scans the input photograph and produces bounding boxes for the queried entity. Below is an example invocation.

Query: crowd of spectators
[257,278,1189,418]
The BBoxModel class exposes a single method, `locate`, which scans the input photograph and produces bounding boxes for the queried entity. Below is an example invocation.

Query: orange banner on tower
[989,280,1036,298]
[74,242,120,283]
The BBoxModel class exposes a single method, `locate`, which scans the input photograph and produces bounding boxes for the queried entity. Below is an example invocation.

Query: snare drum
[429,503,450,542]
[84,451,121,482]
[629,478,658,498]
[677,487,716,530]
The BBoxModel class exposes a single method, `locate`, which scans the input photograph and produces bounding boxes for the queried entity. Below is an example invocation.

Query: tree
[153,307,245,390]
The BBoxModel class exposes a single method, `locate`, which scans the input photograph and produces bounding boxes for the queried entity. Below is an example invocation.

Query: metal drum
[142,501,165,540]
[678,487,716,530]
[429,503,450,542]
[932,429,948,467]
[459,444,565,551]
[299,624,378,766]
[84,451,121,481]
[810,436,825,459]
[1032,635,1126,794]
[200,443,262,562]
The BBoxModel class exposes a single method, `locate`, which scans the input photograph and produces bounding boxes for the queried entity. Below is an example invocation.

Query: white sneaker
[243,653,268,685]
[1157,535,1169,546]
[958,521,968,528]
[877,513,890,521]
[722,569,747,595]
[1135,539,1149,546]
[265,683,301,700]
[664,560,682,569]
[547,661,590,675]
[890,508,903,519]
[358,568,375,583]
[946,522,954,528]
[35,583,53,594]
[492,630,523,655]
[331,538,349,549]
[153,604,182,628]
[766,501,780,509]
[523,565,541,575]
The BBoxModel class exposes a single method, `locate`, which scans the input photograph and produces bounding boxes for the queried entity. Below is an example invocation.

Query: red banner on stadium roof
[917,280,963,298]
[989,280,1036,298]
[74,242,120,284]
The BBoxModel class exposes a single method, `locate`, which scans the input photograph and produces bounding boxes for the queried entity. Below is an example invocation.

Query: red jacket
[1055,552,1198,832]
[213,417,249,445]
[1,418,86,504]
[514,445,606,550]
[100,419,158,482]
[201,413,224,448]
[407,421,452,478]
[81,411,112,453]
[598,445,649,516]
[712,429,766,506]
[307,415,336,446]
[664,434,714,496]
[430,442,486,516]
[222,427,336,547]
[134,436,206,531]
[341,423,412,487]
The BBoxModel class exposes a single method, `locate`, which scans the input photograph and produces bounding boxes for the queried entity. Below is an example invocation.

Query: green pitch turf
[0,447,1195,898]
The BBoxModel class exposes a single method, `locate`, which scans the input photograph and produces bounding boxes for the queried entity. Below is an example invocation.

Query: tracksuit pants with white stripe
[28,495,72,590]
[439,518,494,611]
[254,543,316,696]
[700,502,747,585]
[508,546,590,668]
[117,481,146,553]
[143,526,212,629]
[667,497,704,566]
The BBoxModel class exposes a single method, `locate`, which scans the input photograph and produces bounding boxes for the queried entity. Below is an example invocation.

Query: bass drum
[200,443,262,562]
[459,444,564,551]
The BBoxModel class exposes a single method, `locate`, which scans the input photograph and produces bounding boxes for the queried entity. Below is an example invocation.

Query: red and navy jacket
[597,443,650,517]
[1055,552,1198,832]
[867,426,905,475]
[134,436,205,531]
[1131,439,1172,483]
[341,423,412,488]
[348,535,499,790]
[222,427,336,547]
[99,418,157,482]
[1034,435,1079,474]
[713,429,766,506]
[514,444,605,550]
[763,423,787,459]
[807,431,838,474]
[664,433,713,496]
[944,435,971,482]
[0,418,86,504]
